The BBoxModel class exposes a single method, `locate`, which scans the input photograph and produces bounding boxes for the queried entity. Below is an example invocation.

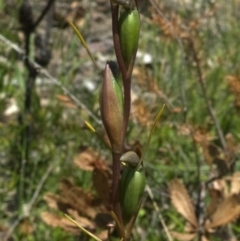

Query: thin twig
[3,161,56,241]
[146,185,173,241]
[188,127,204,225]
[32,0,55,30]
[0,33,101,125]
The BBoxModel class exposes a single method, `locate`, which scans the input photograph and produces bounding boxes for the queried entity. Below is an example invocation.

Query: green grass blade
[69,21,101,74]
[65,214,102,241]
[140,104,165,164]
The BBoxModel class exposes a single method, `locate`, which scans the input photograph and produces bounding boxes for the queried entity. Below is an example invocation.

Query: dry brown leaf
[67,209,95,229]
[230,172,240,194]
[41,212,61,226]
[97,229,109,241]
[60,178,74,189]
[41,212,80,235]
[169,179,198,227]
[213,157,229,176]
[19,218,34,235]
[53,2,85,29]
[43,190,97,219]
[151,11,190,40]
[43,193,68,210]
[211,178,229,198]
[206,188,222,217]
[172,107,183,113]
[226,75,240,109]
[201,236,210,241]
[177,124,191,136]
[56,94,77,109]
[74,148,98,171]
[207,143,220,157]
[170,231,196,241]
[56,94,71,102]
[60,178,94,205]
[184,222,196,233]
[203,143,221,166]
[42,152,112,237]
[225,133,238,160]
[41,211,95,234]
[93,166,111,208]
[68,1,85,27]
[205,194,240,229]
[202,144,213,166]
[61,186,97,219]
[193,129,213,144]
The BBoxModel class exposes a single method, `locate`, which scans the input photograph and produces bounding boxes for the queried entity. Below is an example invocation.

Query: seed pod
[100,61,123,152]
[119,9,140,69]
[120,158,146,224]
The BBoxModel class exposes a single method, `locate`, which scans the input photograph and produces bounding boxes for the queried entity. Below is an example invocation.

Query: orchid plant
[67,1,164,240]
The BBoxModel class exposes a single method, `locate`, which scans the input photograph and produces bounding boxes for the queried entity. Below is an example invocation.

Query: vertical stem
[122,75,131,138]
[17,0,55,212]
[111,4,127,82]
[110,1,140,233]
[112,152,123,227]
[110,3,133,140]
[17,30,35,210]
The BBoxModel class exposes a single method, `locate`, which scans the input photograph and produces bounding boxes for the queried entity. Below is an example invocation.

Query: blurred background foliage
[0,0,240,240]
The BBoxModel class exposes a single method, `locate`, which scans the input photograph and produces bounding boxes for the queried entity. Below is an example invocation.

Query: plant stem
[110,3,133,142]
[112,152,123,228]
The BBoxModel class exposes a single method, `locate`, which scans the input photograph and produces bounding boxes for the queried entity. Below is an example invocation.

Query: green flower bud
[120,152,146,224]
[120,151,140,167]
[100,61,124,153]
[119,9,140,69]
[111,0,133,9]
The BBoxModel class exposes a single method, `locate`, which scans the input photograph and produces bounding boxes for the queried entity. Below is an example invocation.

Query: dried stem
[187,126,203,222]
[32,0,55,30]
[17,0,55,209]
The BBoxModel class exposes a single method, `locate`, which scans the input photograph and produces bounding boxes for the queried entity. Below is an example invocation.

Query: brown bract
[100,63,123,153]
